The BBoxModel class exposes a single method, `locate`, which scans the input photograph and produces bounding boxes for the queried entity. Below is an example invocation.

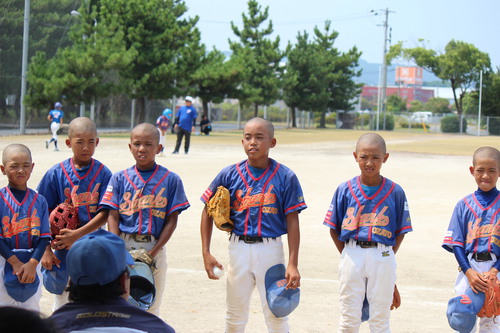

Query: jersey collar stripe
[147,170,170,234]
[245,160,271,181]
[70,158,95,181]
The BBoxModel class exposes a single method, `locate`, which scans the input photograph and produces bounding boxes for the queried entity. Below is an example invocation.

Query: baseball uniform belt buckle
[357,241,378,248]
[133,234,152,242]
[239,235,263,244]
[472,252,492,262]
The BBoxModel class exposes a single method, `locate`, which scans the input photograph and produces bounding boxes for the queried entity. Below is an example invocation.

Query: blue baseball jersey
[176,105,197,131]
[49,109,64,124]
[201,159,307,238]
[36,158,112,226]
[100,164,190,238]
[0,187,51,250]
[156,115,170,131]
[323,176,412,246]
[442,192,500,255]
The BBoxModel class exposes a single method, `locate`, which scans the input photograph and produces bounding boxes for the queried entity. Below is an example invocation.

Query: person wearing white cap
[172,96,197,154]
[49,229,175,333]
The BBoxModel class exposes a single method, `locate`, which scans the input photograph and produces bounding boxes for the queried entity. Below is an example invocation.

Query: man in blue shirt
[172,96,197,154]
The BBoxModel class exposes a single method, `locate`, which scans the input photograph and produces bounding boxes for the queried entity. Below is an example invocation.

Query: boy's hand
[285,264,301,289]
[41,247,61,270]
[17,260,37,284]
[203,253,223,280]
[465,268,489,293]
[54,228,80,249]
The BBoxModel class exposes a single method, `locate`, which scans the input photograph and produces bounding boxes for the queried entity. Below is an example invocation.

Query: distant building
[360,66,435,109]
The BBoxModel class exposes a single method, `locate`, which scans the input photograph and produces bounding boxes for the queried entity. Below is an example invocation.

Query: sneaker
[45,141,49,149]
[172,151,178,154]
[185,151,189,154]
[54,148,59,151]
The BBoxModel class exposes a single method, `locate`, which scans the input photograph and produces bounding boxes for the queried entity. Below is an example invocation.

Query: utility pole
[19,0,31,134]
[379,8,394,130]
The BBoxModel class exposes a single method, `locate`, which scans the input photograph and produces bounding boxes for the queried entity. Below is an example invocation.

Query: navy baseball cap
[265,264,300,318]
[447,287,484,332]
[67,229,134,286]
[4,250,40,302]
[42,249,69,295]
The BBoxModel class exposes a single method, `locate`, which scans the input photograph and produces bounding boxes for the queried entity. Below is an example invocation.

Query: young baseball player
[37,117,113,309]
[443,146,500,332]
[0,144,51,311]
[46,101,64,151]
[100,122,190,316]
[200,117,307,332]
[156,108,172,156]
[323,133,412,332]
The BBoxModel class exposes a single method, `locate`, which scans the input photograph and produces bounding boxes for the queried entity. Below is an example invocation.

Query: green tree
[0,0,76,117]
[283,21,361,128]
[388,39,491,133]
[190,48,243,115]
[479,69,500,117]
[424,97,450,114]
[230,0,287,117]
[386,94,407,112]
[409,100,424,112]
[99,0,201,123]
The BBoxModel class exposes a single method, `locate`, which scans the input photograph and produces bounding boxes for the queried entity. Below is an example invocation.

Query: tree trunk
[450,79,464,134]
[254,103,259,117]
[318,110,326,128]
[136,96,146,124]
[202,99,209,115]
[291,106,297,128]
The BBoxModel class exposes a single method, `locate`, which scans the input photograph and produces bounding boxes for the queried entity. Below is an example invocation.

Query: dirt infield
[0,129,495,332]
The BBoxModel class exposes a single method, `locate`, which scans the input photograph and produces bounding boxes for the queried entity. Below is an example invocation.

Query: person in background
[46,102,64,151]
[200,114,212,136]
[172,96,197,154]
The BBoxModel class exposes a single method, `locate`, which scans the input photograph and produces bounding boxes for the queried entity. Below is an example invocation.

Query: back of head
[0,306,60,333]
[68,117,97,139]
[355,133,386,154]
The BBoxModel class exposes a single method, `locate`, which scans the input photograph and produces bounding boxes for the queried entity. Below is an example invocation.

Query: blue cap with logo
[67,229,134,286]
[265,264,300,318]
[447,287,484,333]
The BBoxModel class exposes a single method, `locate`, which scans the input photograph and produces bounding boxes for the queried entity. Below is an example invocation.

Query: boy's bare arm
[55,210,109,249]
[329,228,345,253]
[286,211,300,289]
[150,211,179,258]
[201,205,222,279]
[107,209,121,235]
[392,234,405,254]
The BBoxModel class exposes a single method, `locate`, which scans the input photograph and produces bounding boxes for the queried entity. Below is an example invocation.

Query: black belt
[357,241,378,248]
[232,235,276,244]
[472,252,492,262]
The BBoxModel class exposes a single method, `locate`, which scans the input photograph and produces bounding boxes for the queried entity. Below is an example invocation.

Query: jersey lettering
[232,185,276,212]
[64,184,102,207]
[466,217,500,244]
[1,209,41,238]
[342,205,390,230]
[119,188,168,216]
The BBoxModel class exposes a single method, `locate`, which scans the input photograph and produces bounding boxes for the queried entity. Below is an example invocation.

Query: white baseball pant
[0,254,43,312]
[121,233,167,317]
[50,122,61,141]
[338,240,396,333]
[454,254,500,333]
[225,234,288,333]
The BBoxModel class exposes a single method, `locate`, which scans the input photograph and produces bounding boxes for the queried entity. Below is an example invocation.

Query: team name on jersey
[64,184,101,210]
[2,210,41,238]
[232,185,277,214]
[342,206,390,229]
[119,188,167,216]
[466,218,500,246]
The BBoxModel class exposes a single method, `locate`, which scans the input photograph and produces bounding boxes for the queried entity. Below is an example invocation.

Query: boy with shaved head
[0,144,51,311]
[443,147,500,331]
[323,133,413,332]
[100,122,190,316]
[37,117,113,309]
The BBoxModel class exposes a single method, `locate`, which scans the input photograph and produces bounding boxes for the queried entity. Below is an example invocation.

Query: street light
[70,10,97,120]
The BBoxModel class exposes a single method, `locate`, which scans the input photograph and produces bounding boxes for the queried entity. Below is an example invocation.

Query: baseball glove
[478,272,500,318]
[49,202,79,237]
[129,249,156,271]
[206,186,234,233]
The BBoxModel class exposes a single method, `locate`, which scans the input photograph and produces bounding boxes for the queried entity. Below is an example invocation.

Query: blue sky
[185,0,500,68]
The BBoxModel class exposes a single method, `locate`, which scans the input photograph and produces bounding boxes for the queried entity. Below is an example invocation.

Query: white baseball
[213,266,224,278]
